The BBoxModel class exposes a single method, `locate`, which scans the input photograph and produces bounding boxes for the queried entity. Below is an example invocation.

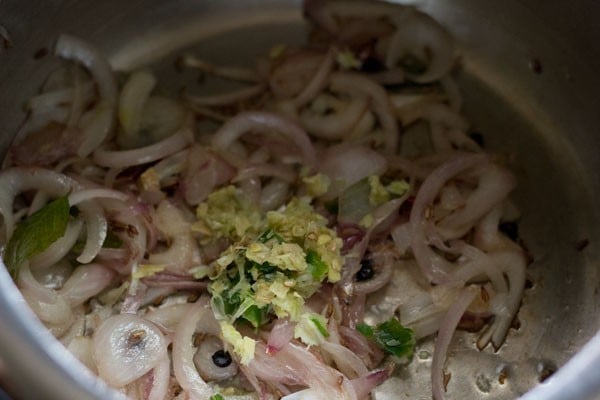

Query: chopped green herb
[257,229,284,244]
[203,196,344,362]
[4,196,70,279]
[387,180,410,197]
[306,250,328,282]
[242,305,267,328]
[294,312,330,346]
[311,316,330,338]
[210,394,225,400]
[357,317,415,359]
[356,323,374,338]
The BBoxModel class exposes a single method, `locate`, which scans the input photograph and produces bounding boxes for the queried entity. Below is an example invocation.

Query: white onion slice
[438,165,517,239]
[320,143,387,200]
[211,111,317,168]
[330,72,399,153]
[148,200,200,272]
[266,319,296,355]
[67,336,97,373]
[55,35,117,155]
[18,264,73,326]
[184,84,265,107]
[93,314,167,388]
[385,10,456,83]
[59,263,114,307]
[409,154,488,283]
[144,303,193,333]
[292,48,335,108]
[55,34,117,105]
[30,219,83,270]
[93,115,194,168]
[300,95,367,140]
[259,179,290,211]
[118,70,157,136]
[431,286,478,400]
[148,356,171,400]
[77,102,114,157]
[172,297,217,399]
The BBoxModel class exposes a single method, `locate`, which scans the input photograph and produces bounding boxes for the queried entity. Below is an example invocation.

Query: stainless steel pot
[0,1,599,399]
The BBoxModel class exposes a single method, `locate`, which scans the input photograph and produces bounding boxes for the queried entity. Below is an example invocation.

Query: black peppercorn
[212,349,232,367]
[356,258,374,281]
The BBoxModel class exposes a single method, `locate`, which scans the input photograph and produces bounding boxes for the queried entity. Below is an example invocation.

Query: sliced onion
[269,50,325,99]
[437,165,517,239]
[74,201,107,264]
[212,111,317,168]
[233,164,296,183]
[148,200,200,272]
[93,314,168,388]
[330,72,399,153]
[59,263,114,307]
[77,102,114,157]
[487,249,526,349]
[350,368,391,400]
[118,70,157,136]
[144,303,193,333]
[18,264,73,326]
[353,250,395,295]
[55,35,117,155]
[292,48,335,108]
[391,222,412,255]
[55,34,117,105]
[172,297,218,399]
[431,286,478,400]
[184,84,265,107]
[300,95,368,140]
[385,10,456,83]
[409,154,488,283]
[179,54,260,83]
[181,145,235,206]
[320,143,387,200]
[452,244,508,294]
[147,356,171,400]
[67,336,97,373]
[320,341,368,379]
[30,219,84,270]
[93,114,194,168]
[267,319,296,355]
[259,179,290,211]
[101,198,148,274]
[26,82,95,115]
[194,336,238,381]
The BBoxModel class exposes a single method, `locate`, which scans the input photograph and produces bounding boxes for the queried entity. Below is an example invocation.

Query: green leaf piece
[357,317,415,359]
[4,196,70,279]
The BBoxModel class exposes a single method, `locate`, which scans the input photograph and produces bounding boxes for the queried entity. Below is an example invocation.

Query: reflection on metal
[0,0,599,399]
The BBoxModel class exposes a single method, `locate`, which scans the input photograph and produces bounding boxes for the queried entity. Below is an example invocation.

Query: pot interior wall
[0,1,599,399]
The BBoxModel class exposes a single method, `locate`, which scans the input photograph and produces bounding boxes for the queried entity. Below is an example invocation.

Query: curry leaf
[4,196,70,279]
[357,317,415,359]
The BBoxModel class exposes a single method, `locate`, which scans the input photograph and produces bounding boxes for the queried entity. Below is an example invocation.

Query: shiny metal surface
[0,1,599,399]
